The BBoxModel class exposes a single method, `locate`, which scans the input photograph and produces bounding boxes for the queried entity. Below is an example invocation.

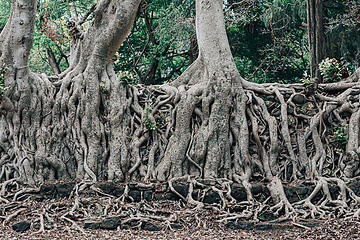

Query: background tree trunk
[307,0,326,80]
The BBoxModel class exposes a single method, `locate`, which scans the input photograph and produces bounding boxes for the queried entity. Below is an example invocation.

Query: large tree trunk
[0,0,142,184]
[307,0,326,80]
[1,0,360,221]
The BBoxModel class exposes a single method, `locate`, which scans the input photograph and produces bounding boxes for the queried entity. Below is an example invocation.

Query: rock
[171,183,188,200]
[170,224,183,230]
[203,190,221,204]
[144,190,153,201]
[129,190,141,202]
[113,186,125,197]
[142,222,162,231]
[40,184,56,198]
[224,222,237,230]
[96,182,115,195]
[154,193,173,201]
[231,185,247,202]
[292,93,307,104]
[237,221,253,230]
[12,220,31,232]
[254,224,272,230]
[55,182,75,198]
[101,217,120,230]
[348,181,360,197]
[84,220,101,229]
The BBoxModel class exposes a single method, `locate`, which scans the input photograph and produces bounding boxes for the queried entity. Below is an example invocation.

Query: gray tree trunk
[307,0,326,80]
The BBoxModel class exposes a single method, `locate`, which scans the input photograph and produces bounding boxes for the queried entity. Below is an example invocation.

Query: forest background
[1,0,359,86]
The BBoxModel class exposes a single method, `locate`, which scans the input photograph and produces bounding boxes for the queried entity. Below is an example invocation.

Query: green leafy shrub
[118,71,134,84]
[301,71,312,88]
[333,124,347,146]
[319,58,342,83]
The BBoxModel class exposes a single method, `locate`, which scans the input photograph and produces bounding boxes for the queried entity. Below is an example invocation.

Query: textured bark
[307,0,326,80]
[1,0,360,221]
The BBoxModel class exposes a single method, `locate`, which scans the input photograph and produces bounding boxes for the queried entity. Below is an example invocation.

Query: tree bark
[307,0,326,80]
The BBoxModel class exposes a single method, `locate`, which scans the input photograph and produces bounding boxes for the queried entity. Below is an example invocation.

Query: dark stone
[129,190,141,202]
[203,190,221,204]
[224,222,237,230]
[12,220,31,232]
[252,184,263,195]
[40,184,56,197]
[237,221,253,230]
[101,217,120,230]
[113,186,125,197]
[154,193,173,201]
[254,224,272,230]
[55,182,75,198]
[144,190,153,201]
[292,93,307,104]
[96,182,115,195]
[284,187,294,198]
[84,220,101,229]
[348,181,360,197]
[170,224,183,230]
[231,185,247,202]
[293,186,308,196]
[172,183,188,200]
[142,222,162,231]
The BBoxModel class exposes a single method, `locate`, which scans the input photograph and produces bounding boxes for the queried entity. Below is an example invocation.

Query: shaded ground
[1,218,360,239]
[1,196,359,240]
[1,180,360,239]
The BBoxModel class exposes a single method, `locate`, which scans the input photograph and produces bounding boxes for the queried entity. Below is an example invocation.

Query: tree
[1,0,360,221]
[307,0,326,80]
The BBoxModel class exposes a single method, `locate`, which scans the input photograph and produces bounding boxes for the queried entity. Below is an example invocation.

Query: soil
[1,218,359,239]
[1,180,359,240]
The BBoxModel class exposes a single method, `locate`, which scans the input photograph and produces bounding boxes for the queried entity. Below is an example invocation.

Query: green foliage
[301,71,312,88]
[319,58,342,83]
[143,105,157,130]
[333,124,347,146]
[0,0,11,32]
[118,71,135,84]
[100,83,108,92]
[0,64,8,97]
[115,0,195,85]
[143,105,164,130]
[29,0,96,75]
[226,0,309,83]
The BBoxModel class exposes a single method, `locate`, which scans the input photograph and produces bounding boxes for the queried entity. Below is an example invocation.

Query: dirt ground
[1,218,359,240]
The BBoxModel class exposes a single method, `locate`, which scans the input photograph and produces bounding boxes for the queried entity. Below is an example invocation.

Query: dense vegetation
[1,0,359,84]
